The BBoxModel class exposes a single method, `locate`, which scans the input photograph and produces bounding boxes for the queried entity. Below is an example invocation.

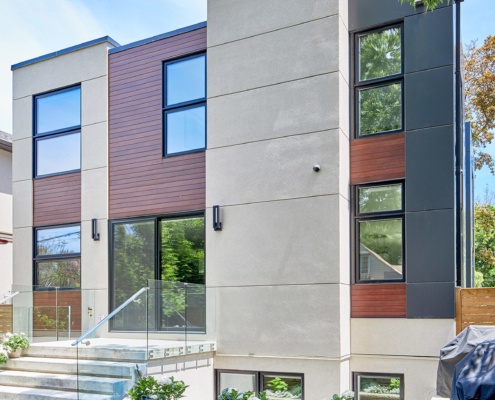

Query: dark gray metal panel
[407,282,455,318]
[348,0,449,32]
[405,7,454,73]
[405,65,454,131]
[406,125,455,211]
[406,209,456,283]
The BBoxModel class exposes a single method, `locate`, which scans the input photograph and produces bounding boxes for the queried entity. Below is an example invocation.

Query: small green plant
[0,346,8,364]
[2,332,30,353]
[217,388,267,400]
[128,375,187,400]
[389,378,400,390]
[329,391,355,400]
[267,377,289,392]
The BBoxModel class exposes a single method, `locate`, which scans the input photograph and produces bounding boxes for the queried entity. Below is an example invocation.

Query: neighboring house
[0,131,12,297]
[10,1,471,399]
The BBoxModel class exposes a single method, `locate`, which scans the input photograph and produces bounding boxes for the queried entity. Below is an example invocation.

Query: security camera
[313,165,321,172]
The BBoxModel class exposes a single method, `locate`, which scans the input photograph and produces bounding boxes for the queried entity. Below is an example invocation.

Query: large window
[355,25,403,137]
[216,370,304,399]
[353,373,404,400]
[163,53,206,156]
[34,224,81,288]
[34,86,81,177]
[110,214,205,331]
[355,182,404,282]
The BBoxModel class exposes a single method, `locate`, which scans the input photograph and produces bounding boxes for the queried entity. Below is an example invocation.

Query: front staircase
[0,338,216,399]
[0,340,147,399]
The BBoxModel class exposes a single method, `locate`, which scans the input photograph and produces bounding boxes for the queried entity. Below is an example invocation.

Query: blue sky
[0,0,493,197]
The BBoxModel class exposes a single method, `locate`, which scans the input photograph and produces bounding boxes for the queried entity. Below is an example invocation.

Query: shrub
[2,332,30,352]
[127,375,187,400]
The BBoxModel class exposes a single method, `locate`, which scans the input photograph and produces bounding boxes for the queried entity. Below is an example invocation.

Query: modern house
[9,0,471,399]
[0,130,13,297]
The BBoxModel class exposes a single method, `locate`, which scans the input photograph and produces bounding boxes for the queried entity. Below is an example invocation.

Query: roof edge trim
[11,36,120,71]
[108,21,207,55]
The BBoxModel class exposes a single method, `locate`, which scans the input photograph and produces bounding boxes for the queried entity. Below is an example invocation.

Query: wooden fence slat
[457,287,495,334]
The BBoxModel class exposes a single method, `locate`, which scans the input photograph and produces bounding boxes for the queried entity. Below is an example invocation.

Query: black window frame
[163,52,207,157]
[216,369,304,399]
[33,85,82,178]
[354,181,405,284]
[108,211,206,333]
[353,372,404,400]
[33,223,81,290]
[353,23,404,138]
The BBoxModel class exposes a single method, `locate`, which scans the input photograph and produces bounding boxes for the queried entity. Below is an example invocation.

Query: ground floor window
[109,213,205,332]
[216,370,303,399]
[34,224,81,288]
[353,372,404,400]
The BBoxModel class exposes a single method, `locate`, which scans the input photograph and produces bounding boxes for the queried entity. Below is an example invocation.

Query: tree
[465,36,495,174]
[400,0,449,11]
[474,203,495,287]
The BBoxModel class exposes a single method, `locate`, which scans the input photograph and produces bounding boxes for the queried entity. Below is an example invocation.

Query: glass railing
[8,282,216,398]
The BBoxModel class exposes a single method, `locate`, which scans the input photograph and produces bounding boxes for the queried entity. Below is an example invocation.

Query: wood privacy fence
[456,288,495,334]
[0,305,13,334]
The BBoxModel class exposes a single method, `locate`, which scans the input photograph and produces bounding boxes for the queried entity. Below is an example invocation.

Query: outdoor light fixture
[92,218,100,241]
[213,205,222,231]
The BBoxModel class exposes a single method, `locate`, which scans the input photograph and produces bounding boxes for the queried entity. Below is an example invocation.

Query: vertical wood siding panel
[109,27,207,219]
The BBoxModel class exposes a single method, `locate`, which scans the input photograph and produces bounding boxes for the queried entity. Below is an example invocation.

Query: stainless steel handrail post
[71,287,148,346]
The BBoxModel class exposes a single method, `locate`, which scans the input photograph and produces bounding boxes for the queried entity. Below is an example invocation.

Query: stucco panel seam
[207,14,339,49]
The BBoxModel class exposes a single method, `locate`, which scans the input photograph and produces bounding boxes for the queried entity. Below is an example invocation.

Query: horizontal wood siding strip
[351,284,406,318]
[456,287,495,334]
[34,173,81,226]
[350,133,405,185]
[109,28,206,220]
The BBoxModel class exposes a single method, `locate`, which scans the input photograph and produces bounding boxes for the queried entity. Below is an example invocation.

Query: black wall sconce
[92,218,100,241]
[213,205,222,231]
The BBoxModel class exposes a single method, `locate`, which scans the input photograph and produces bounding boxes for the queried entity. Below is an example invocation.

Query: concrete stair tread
[0,384,113,399]
[0,370,129,394]
[5,357,145,376]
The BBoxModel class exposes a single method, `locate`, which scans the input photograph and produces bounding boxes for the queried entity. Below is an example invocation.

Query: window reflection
[36,87,81,134]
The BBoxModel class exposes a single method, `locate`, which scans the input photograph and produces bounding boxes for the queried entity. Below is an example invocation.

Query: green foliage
[127,376,187,400]
[329,391,355,400]
[0,346,8,364]
[389,378,400,390]
[2,332,30,352]
[475,204,495,286]
[217,388,267,400]
[360,219,402,266]
[400,0,449,11]
[267,377,289,392]
[359,83,402,135]
[359,27,401,82]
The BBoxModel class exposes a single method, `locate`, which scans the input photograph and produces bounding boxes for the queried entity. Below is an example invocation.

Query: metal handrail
[71,287,148,346]
[0,292,19,305]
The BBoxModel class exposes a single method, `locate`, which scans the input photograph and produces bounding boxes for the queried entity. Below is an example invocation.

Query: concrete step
[6,356,145,378]
[0,370,130,395]
[0,384,113,399]
[24,344,147,362]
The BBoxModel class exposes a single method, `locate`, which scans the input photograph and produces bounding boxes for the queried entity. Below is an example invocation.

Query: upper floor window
[34,86,81,177]
[163,53,206,156]
[355,25,403,137]
[34,224,81,288]
[355,182,404,282]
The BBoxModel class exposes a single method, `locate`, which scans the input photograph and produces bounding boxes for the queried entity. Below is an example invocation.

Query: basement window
[353,373,404,400]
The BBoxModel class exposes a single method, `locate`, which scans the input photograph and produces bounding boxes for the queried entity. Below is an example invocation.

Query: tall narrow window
[163,53,206,156]
[34,86,81,177]
[355,25,403,137]
[355,183,404,282]
[34,224,81,288]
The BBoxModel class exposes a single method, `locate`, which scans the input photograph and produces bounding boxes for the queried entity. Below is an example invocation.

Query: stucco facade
[10,0,470,398]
